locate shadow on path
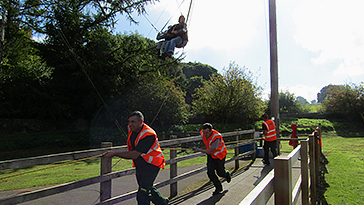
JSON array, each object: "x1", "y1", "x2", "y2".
[
  {"x1": 168, "y1": 159, "x2": 260, "y2": 205},
  {"x1": 168, "y1": 181, "x2": 215, "y2": 205},
  {"x1": 196, "y1": 190, "x2": 228, "y2": 205}
]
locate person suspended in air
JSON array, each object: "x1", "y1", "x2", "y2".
[{"x1": 156, "y1": 15, "x2": 188, "y2": 60}]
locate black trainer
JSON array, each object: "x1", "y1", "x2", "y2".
[
  {"x1": 212, "y1": 188, "x2": 222, "y2": 195},
  {"x1": 226, "y1": 171, "x2": 231, "y2": 183}
]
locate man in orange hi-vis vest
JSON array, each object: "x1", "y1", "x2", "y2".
[
  {"x1": 193, "y1": 123, "x2": 231, "y2": 195},
  {"x1": 260, "y1": 113, "x2": 278, "y2": 165},
  {"x1": 103, "y1": 111, "x2": 168, "y2": 205}
]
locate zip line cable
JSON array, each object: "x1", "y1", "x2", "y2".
[
  {"x1": 150, "y1": 63, "x2": 180, "y2": 126},
  {"x1": 185, "y1": 0, "x2": 193, "y2": 23},
  {"x1": 144, "y1": 0, "x2": 189, "y2": 37},
  {"x1": 55, "y1": 24, "x2": 127, "y2": 138},
  {"x1": 148, "y1": 0, "x2": 193, "y2": 125},
  {"x1": 145, "y1": 0, "x2": 172, "y2": 37}
]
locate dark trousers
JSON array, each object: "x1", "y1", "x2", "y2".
[
  {"x1": 263, "y1": 140, "x2": 278, "y2": 163},
  {"x1": 135, "y1": 165, "x2": 166, "y2": 205},
  {"x1": 207, "y1": 155, "x2": 229, "y2": 190}
]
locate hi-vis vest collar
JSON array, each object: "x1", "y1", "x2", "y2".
[
  {"x1": 127, "y1": 123, "x2": 165, "y2": 169},
  {"x1": 200, "y1": 129, "x2": 227, "y2": 160},
  {"x1": 262, "y1": 119, "x2": 277, "y2": 141}
]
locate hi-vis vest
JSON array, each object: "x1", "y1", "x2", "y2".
[
  {"x1": 262, "y1": 119, "x2": 277, "y2": 141},
  {"x1": 200, "y1": 129, "x2": 227, "y2": 160},
  {"x1": 127, "y1": 123, "x2": 165, "y2": 169},
  {"x1": 312, "y1": 128, "x2": 322, "y2": 147}
]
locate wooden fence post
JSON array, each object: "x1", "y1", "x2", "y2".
[
  {"x1": 235, "y1": 132, "x2": 240, "y2": 169},
  {"x1": 309, "y1": 134, "x2": 316, "y2": 204},
  {"x1": 251, "y1": 130, "x2": 256, "y2": 161},
  {"x1": 315, "y1": 125, "x2": 321, "y2": 188},
  {"x1": 301, "y1": 139, "x2": 309, "y2": 205},
  {"x1": 100, "y1": 142, "x2": 113, "y2": 202},
  {"x1": 274, "y1": 156, "x2": 292, "y2": 205},
  {"x1": 170, "y1": 135, "x2": 178, "y2": 198}
]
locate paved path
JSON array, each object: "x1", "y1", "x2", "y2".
[{"x1": 2, "y1": 155, "x2": 302, "y2": 205}]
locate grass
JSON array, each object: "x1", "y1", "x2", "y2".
[
  {"x1": 304, "y1": 103, "x2": 322, "y2": 113},
  {"x1": 322, "y1": 132, "x2": 364, "y2": 205}
]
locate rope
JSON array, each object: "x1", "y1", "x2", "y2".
[
  {"x1": 0, "y1": 154, "x2": 103, "y2": 181},
  {"x1": 150, "y1": 63, "x2": 180, "y2": 126},
  {"x1": 143, "y1": 13, "x2": 159, "y2": 32},
  {"x1": 55, "y1": 24, "x2": 127, "y2": 138},
  {"x1": 186, "y1": 0, "x2": 193, "y2": 23}
]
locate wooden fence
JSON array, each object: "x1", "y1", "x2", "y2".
[
  {"x1": 239, "y1": 125, "x2": 322, "y2": 205},
  {"x1": 0, "y1": 129, "x2": 258, "y2": 205}
]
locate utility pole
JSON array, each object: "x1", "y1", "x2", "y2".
[
  {"x1": 268, "y1": 0, "x2": 280, "y2": 153},
  {"x1": 0, "y1": 8, "x2": 6, "y2": 70}
]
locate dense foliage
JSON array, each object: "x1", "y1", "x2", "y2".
[
  {"x1": 2, "y1": 0, "x2": 363, "y2": 141},
  {"x1": 266, "y1": 90, "x2": 308, "y2": 115},
  {"x1": 192, "y1": 62, "x2": 265, "y2": 125},
  {"x1": 322, "y1": 83, "x2": 364, "y2": 121},
  {"x1": 317, "y1": 84, "x2": 335, "y2": 103}
]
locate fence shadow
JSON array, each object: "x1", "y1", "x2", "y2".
[
  {"x1": 168, "y1": 181, "x2": 214, "y2": 205},
  {"x1": 317, "y1": 153, "x2": 329, "y2": 205},
  {"x1": 168, "y1": 159, "x2": 256, "y2": 205}
]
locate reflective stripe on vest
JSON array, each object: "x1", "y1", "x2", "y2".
[
  {"x1": 200, "y1": 129, "x2": 227, "y2": 160},
  {"x1": 262, "y1": 119, "x2": 277, "y2": 141},
  {"x1": 127, "y1": 123, "x2": 165, "y2": 169}
]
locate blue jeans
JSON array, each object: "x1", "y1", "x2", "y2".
[{"x1": 163, "y1": 36, "x2": 182, "y2": 55}]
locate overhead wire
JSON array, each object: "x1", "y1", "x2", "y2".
[{"x1": 56, "y1": 26, "x2": 128, "y2": 138}]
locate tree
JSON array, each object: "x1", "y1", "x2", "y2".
[
  {"x1": 317, "y1": 84, "x2": 335, "y2": 103},
  {"x1": 296, "y1": 96, "x2": 308, "y2": 104},
  {"x1": 91, "y1": 78, "x2": 190, "y2": 134},
  {"x1": 192, "y1": 62, "x2": 265, "y2": 125},
  {"x1": 322, "y1": 83, "x2": 364, "y2": 121},
  {"x1": 178, "y1": 62, "x2": 218, "y2": 105},
  {"x1": 0, "y1": 1, "x2": 55, "y2": 119},
  {"x1": 267, "y1": 90, "x2": 306, "y2": 114}
]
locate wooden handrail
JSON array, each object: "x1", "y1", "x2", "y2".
[
  {"x1": 0, "y1": 129, "x2": 256, "y2": 205},
  {"x1": 238, "y1": 129, "x2": 320, "y2": 205}
]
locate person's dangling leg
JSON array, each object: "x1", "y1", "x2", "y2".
[{"x1": 162, "y1": 36, "x2": 182, "y2": 57}]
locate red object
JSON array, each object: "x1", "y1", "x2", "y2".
[{"x1": 289, "y1": 123, "x2": 298, "y2": 148}]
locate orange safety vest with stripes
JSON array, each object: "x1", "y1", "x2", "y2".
[
  {"x1": 262, "y1": 119, "x2": 277, "y2": 141},
  {"x1": 312, "y1": 129, "x2": 322, "y2": 147},
  {"x1": 200, "y1": 129, "x2": 227, "y2": 160},
  {"x1": 127, "y1": 123, "x2": 165, "y2": 169}
]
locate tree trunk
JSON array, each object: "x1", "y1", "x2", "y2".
[{"x1": 0, "y1": 8, "x2": 6, "y2": 69}]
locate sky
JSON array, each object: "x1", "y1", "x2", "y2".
[{"x1": 114, "y1": 0, "x2": 364, "y2": 102}]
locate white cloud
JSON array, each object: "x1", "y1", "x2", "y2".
[
  {"x1": 293, "y1": 0, "x2": 364, "y2": 81},
  {"x1": 281, "y1": 84, "x2": 320, "y2": 102}
]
